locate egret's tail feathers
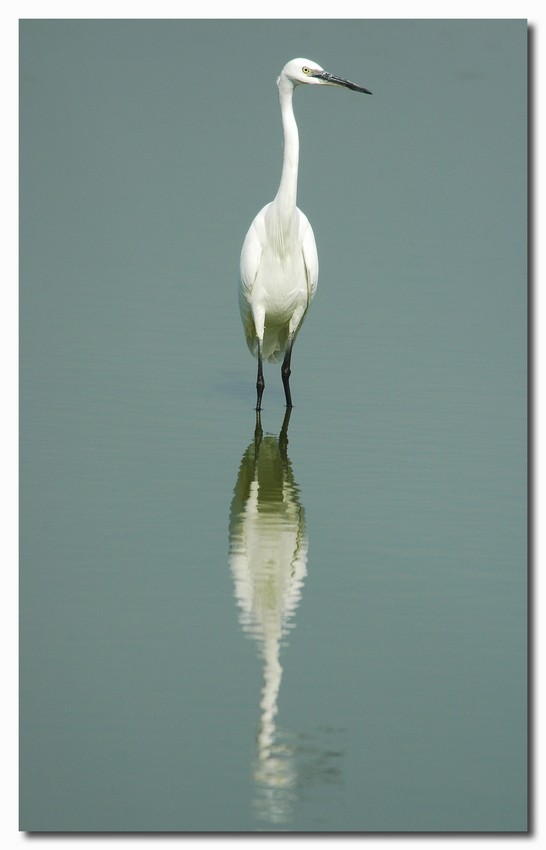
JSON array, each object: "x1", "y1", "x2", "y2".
[{"x1": 246, "y1": 324, "x2": 290, "y2": 363}]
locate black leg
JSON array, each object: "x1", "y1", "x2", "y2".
[
  {"x1": 256, "y1": 342, "x2": 265, "y2": 411},
  {"x1": 281, "y1": 337, "x2": 294, "y2": 408}
]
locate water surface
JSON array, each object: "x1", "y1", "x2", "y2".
[{"x1": 20, "y1": 19, "x2": 527, "y2": 832}]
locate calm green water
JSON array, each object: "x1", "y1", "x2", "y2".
[{"x1": 20, "y1": 19, "x2": 527, "y2": 832}]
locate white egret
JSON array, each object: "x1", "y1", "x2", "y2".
[{"x1": 239, "y1": 58, "x2": 372, "y2": 410}]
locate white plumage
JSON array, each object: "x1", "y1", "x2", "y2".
[{"x1": 239, "y1": 202, "x2": 318, "y2": 363}]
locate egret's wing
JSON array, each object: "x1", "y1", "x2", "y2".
[
  {"x1": 300, "y1": 213, "x2": 319, "y2": 303},
  {"x1": 239, "y1": 204, "x2": 270, "y2": 304},
  {"x1": 239, "y1": 228, "x2": 261, "y2": 306},
  {"x1": 239, "y1": 205, "x2": 269, "y2": 356}
]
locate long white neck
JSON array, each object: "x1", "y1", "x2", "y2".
[{"x1": 272, "y1": 76, "x2": 299, "y2": 231}]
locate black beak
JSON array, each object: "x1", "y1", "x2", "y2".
[{"x1": 314, "y1": 70, "x2": 372, "y2": 94}]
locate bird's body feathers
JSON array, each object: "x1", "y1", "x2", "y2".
[{"x1": 239, "y1": 202, "x2": 318, "y2": 362}]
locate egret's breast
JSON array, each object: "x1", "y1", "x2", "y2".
[{"x1": 254, "y1": 250, "x2": 308, "y2": 323}]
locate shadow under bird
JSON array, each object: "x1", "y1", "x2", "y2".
[{"x1": 239, "y1": 58, "x2": 372, "y2": 410}]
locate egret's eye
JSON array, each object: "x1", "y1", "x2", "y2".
[{"x1": 302, "y1": 67, "x2": 311, "y2": 75}]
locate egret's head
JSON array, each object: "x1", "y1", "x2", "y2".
[
  {"x1": 278, "y1": 58, "x2": 372, "y2": 94},
  {"x1": 278, "y1": 58, "x2": 326, "y2": 86}
]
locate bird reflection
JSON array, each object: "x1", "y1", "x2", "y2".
[{"x1": 228, "y1": 409, "x2": 308, "y2": 823}]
